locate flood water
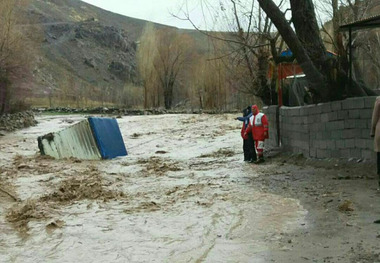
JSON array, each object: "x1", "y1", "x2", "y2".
[{"x1": 0, "y1": 114, "x2": 307, "y2": 262}]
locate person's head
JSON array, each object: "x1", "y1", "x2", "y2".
[
  {"x1": 246, "y1": 106, "x2": 252, "y2": 114},
  {"x1": 243, "y1": 108, "x2": 249, "y2": 117},
  {"x1": 251, "y1": 105, "x2": 259, "y2": 115}
]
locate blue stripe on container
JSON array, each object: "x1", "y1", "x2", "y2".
[{"x1": 88, "y1": 117, "x2": 128, "y2": 159}]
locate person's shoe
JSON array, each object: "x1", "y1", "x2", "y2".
[
  {"x1": 255, "y1": 158, "x2": 265, "y2": 164},
  {"x1": 249, "y1": 158, "x2": 257, "y2": 163}
]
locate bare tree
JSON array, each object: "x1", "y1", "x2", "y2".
[
  {"x1": 153, "y1": 28, "x2": 194, "y2": 109},
  {"x1": 0, "y1": 0, "x2": 32, "y2": 114},
  {"x1": 137, "y1": 23, "x2": 159, "y2": 109}
]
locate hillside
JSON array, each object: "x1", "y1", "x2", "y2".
[{"x1": 16, "y1": 0, "x2": 206, "y2": 106}]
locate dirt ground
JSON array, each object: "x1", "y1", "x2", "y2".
[{"x1": 0, "y1": 113, "x2": 379, "y2": 262}]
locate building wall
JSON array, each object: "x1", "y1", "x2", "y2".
[{"x1": 262, "y1": 96, "x2": 377, "y2": 161}]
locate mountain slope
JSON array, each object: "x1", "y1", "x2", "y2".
[{"x1": 18, "y1": 0, "x2": 178, "y2": 105}]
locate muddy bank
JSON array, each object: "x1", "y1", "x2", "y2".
[
  {"x1": 0, "y1": 114, "x2": 379, "y2": 262},
  {"x1": 0, "y1": 111, "x2": 37, "y2": 132},
  {"x1": 33, "y1": 107, "x2": 239, "y2": 116}
]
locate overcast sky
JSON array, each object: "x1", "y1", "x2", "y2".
[{"x1": 81, "y1": 0, "x2": 203, "y2": 29}]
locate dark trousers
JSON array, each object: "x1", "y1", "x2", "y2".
[
  {"x1": 243, "y1": 133, "x2": 256, "y2": 161},
  {"x1": 377, "y1": 152, "x2": 380, "y2": 185}
]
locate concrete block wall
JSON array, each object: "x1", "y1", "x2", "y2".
[
  {"x1": 262, "y1": 96, "x2": 377, "y2": 162},
  {"x1": 262, "y1": 105, "x2": 279, "y2": 148}
]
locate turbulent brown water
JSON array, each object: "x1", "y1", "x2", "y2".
[{"x1": 0, "y1": 114, "x2": 307, "y2": 262}]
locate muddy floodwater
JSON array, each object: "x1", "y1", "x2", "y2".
[{"x1": 2, "y1": 113, "x2": 377, "y2": 262}]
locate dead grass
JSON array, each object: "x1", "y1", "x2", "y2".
[
  {"x1": 338, "y1": 200, "x2": 354, "y2": 212},
  {"x1": 199, "y1": 148, "x2": 235, "y2": 158}
]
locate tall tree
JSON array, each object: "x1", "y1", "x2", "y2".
[
  {"x1": 0, "y1": 0, "x2": 31, "y2": 114},
  {"x1": 153, "y1": 29, "x2": 193, "y2": 109},
  {"x1": 137, "y1": 23, "x2": 159, "y2": 109}
]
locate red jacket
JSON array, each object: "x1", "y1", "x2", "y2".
[
  {"x1": 241, "y1": 122, "x2": 249, "y2": 139},
  {"x1": 245, "y1": 105, "x2": 269, "y2": 141}
]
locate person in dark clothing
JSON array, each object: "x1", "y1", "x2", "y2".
[
  {"x1": 370, "y1": 96, "x2": 380, "y2": 190},
  {"x1": 237, "y1": 106, "x2": 257, "y2": 162}
]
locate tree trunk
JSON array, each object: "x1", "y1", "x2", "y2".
[
  {"x1": 257, "y1": 0, "x2": 329, "y2": 103},
  {"x1": 290, "y1": 0, "x2": 328, "y2": 66}
]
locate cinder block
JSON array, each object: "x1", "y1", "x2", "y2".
[
  {"x1": 316, "y1": 133, "x2": 324, "y2": 140},
  {"x1": 342, "y1": 129, "x2": 354, "y2": 139},
  {"x1": 326, "y1": 140, "x2": 336, "y2": 150},
  {"x1": 322, "y1": 131, "x2": 331, "y2": 139},
  {"x1": 327, "y1": 121, "x2": 345, "y2": 131},
  {"x1": 309, "y1": 105, "x2": 322, "y2": 115},
  {"x1": 299, "y1": 107, "x2": 307, "y2": 115},
  {"x1": 339, "y1": 149, "x2": 351, "y2": 158},
  {"x1": 331, "y1": 101, "x2": 342, "y2": 111},
  {"x1": 361, "y1": 149, "x2": 375, "y2": 161},
  {"x1": 316, "y1": 140, "x2": 328, "y2": 149},
  {"x1": 344, "y1": 119, "x2": 356, "y2": 129},
  {"x1": 353, "y1": 119, "x2": 368, "y2": 129},
  {"x1": 289, "y1": 107, "x2": 301, "y2": 116},
  {"x1": 337, "y1": 110, "x2": 349, "y2": 120},
  {"x1": 365, "y1": 139, "x2": 374, "y2": 150},
  {"x1": 280, "y1": 107, "x2": 289, "y2": 116},
  {"x1": 328, "y1": 112, "x2": 339, "y2": 121},
  {"x1": 366, "y1": 119, "x2": 373, "y2": 129},
  {"x1": 349, "y1": 149, "x2": 362, "y2": 158},
  {"x1": 292, "y1": 117, "x2": 302, "y2": 125},
  {"x1": 355, "y1": 138, "x2": 368, "y2": 149},
  {"x1": 364, "y1": 96, "x2": 377, "y2": 109},
  {"x1": 316, "y1": 148, "x2": 331, "y2": 158},
  {"x1": 361, "y1": 129, "x2": 372, "y2": 139},
  {"x1": 321, "y1": 113, "x2": 329, "y2": 122},
  {"x1": 300, "y1": 141, "x2": 310, "y2": 150},
  {"x1": 348, "y1": 110, "x2": 360, "y2": 119},
  {"x1": 336, "y1": 140, "x2": 345, "y2": 149},
  {"x1": 318, "y1": 102, "x2": 332, "y2": 113},
  {"x1": 345, "y1": 138, "x2": 356, "y2": 148},
  {"x1": 309, "y1": 147, "x2": 317, "y2": 158},
  {"x1": 330, "y1": 149, "x2": 341, "y2": 158},
  {"x1": 331, "y1": 130, "x2": 343, "y2": 139},
  {"x1": 342, "y1": 98, "x2": 364, "y2": 110},
  {"x1": 359, "y1": 109, "x2": 373, "y2": 119}
]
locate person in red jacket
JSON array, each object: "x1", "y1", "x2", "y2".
[
  {"x1": 244, "y1": 105, "x2": 269, "y2": 164},
  {"x1": 237, "y1": 106, "x2": 256, "y2": 162}
]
